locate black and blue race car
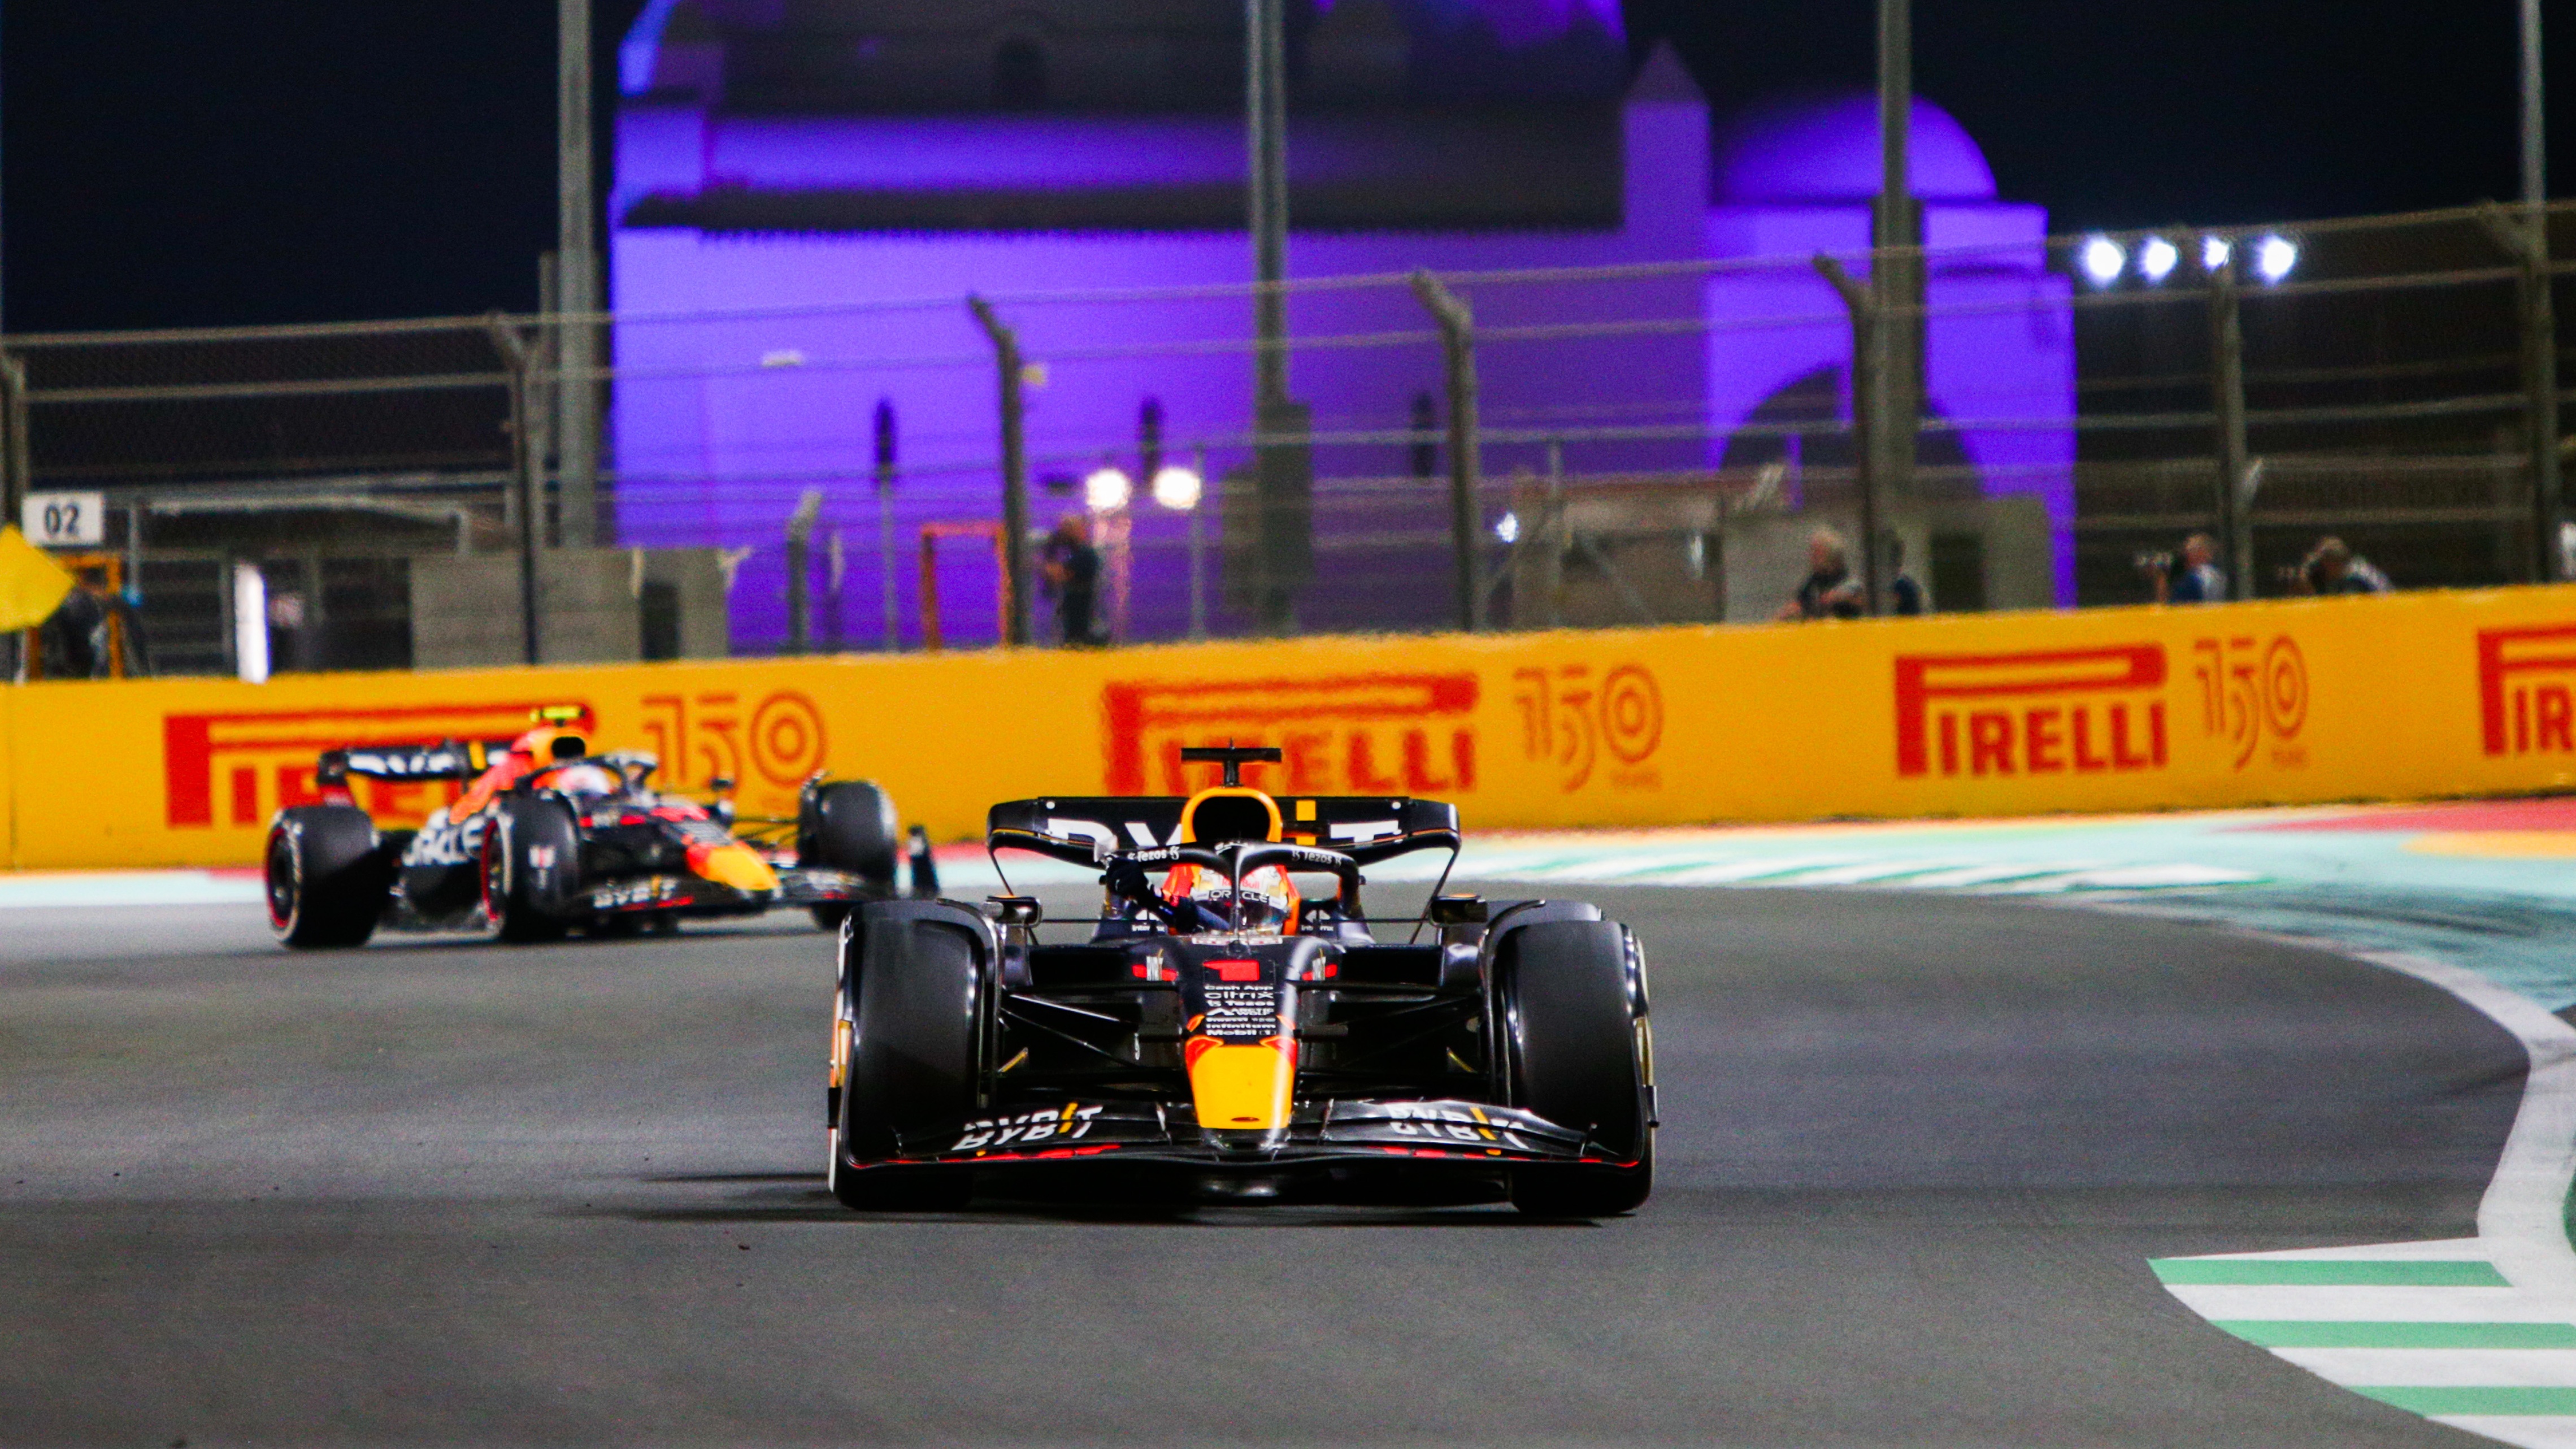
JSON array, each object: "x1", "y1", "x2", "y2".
[{"x1": 826, "y1": 746, "x2": 1655, "y2": 1218}]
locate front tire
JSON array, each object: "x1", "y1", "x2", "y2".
[
  {"x1": 1498, "y1": 919, "x2": 1654, "y2": 1218},
  {"x1": 480, "y1": 796, "x2": 579, "y2": 943},
  {"x1": 266, "y1": 805, "x2": 388, "y2": 949},
  {"x1": 832, "y1": 910, "x2": 982, "y2": 1211}
]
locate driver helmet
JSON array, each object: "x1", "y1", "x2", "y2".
[{"x1": 1159, "y1": 862, "x2": 1301, "y2": 934}]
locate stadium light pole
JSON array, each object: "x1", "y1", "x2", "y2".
[
  {"x1": 556, "y1": 0, "x2": 600, "y2": 548},
  {"x1": 1868, "y1": 0, "x2": 1915, "y2": 617},
  {"x1": 1243, "y1": 0, "x2": 1311, "y2": 634},
  {"x1": 2521, "y1": 0, "x2": 2565, "y2": 576}
]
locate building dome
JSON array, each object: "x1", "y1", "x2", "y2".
[{"x1": 1714, "y1": 92, "x2": 1997, "y2": 206}]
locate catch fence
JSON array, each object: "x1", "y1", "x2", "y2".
[{"x1": 3, "y1": 199, "x2": 2570, "y2": 674}]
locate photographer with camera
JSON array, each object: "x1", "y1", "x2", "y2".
[
  {"x1": 2138, "y1": 533, "x2": 2225, "y2": 605},
  {"x1": 2283, "y1": 536, "x2": 2391, "y2": 596}
]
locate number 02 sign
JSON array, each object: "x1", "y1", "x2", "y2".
[{"x1": 23, "y1": 492, "x2": 106, "y2": 547}]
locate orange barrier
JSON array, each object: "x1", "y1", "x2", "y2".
[{"x1": 5, "y1": 585, "x2": 2575, "y2": 870}]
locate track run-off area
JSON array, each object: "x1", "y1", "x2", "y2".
[{"x1": 6, "y1": 798, "x2": 2576, "y2": 1447}]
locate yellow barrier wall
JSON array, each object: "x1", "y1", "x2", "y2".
[{"x1": 7, "y1": 585, "x2": 2576, "y2": 870}]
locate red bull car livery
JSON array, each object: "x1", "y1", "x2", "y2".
[
  {"x1": 264, "y1": 706, "x2": 934, "y2": 947},
  {"x1": 827, "y1": 745, "x2": 1655, "y2": 1218}
]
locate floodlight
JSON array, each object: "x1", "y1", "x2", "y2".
[
  {"x1": 1085, "y1": 466, "x2": 1133, "y2": 512},
  {"x1": 1151, "y1": 465, "x2": 1203, "y2": 511},
  {"x1": 2138, "y1": 237, "x2": 2180, "y2": 284},
  {"x1": 2201, "y1": 235, "x2": 2232, "y2": 272},
  {"x1": 2079, "y1": 237, "x2": 2126, "y2": 287},
  {"x1": 2254, "y1": 235, "x2": 2299, "y2": 284},
  {"x1": 1495, "y1": 511, "x2": 1522, "y2": 544}
]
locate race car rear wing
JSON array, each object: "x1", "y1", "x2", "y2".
[
  {"x1": 987, "y1": 795, "x2": 1459, "y2": 867},
  {"x1": 316, "y1": 739, "x2": 516, "y2": 787}
]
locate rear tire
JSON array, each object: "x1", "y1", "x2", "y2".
[
  {"x1": 1499, "y1": 920, "x2": 1653, "y2": 1218},
  {"x1": 801, "y1": 780, "x2": 900, "y2": 886},
  {"x1": 832, "y1": 912, "x2": 982, "y2": 1211},
  {"x1": 266, "y1": 805, "x2": 387, "y2": 949},
  {"x1": 480, "y1": 796, "x2": 579, "y2": 943}
]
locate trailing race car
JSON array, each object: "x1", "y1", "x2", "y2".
[
  {"x1": 827, "y1": 745, "x2": 1654, "y2": 1218},
  {"x1": 265, "y1": 706, "x2": 936, "y2": 948}
]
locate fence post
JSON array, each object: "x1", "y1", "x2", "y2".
[
  {"x1": 874, "y1": 398, "x2": 899, "y2": 650},
  {"x1": 0, "y1": 357, "x2": 23, "y2": 682},
  {"x1": 1410, "y1": 271, "x2": 1484, "y2": 633},
  {"x1": 1543, "y1": 438, "x2": 1567, "y2": 628},
  {"x1": 0, "y1": 354, "x2": 27, "y2": 539},
  {"x1": 966, "y1": 295, "x2": 1032, "y2": 647},
  {"x1": 1188, "y1": 444, "x2": 1209, "y2": 641},
  {"x1": 1813, "y1": 255, "x2": 1884, "y2": 614},
  {"x1": 485, "y1": 316, "x2": 542, "y2": 665},
  {"x1": 784, "y1": 488, "x2": 822, "y2": 655},
  {"x1": 2479, "y1": 203, "x2": 2565, "y2": 580},
  {"x1": 2208, "y1": 253, "x2": 2255, "y2": 599},
  {"x1": 824, "y1": 530, "x2": 845, "y2": 652}
]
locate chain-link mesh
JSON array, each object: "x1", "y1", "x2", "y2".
[{"x1": 10, "y1": 202, "x2": 2573, "y2": 673}]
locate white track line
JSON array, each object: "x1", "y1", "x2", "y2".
[
  {"x1": 2147, "y1": 944, "x2": 2576, "y2": 1447},
  {"x1": 2358, "y1": 949, "x2": 2576, "y2": 1305}
]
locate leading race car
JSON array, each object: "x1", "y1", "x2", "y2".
[
  {"x1": 265, "y1": 706, "x2": 936, "y2": 948},
  {"x1": 827, "y1": 745, "x2": 1654, "y2": 1218}
]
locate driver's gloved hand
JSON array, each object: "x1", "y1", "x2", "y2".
[{"x1": 1101, "y1": 857, "x2": 1154, "y2": 904}]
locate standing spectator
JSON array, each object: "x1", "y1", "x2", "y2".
[
  {"x1": 2141, "y1": 533, "x2": 2226, "y2": 604},
  {"x1": 1776, "y1": 528, "x2": 1863, "y2": 621},
  {"x1": 1039, "y1": 514, "x2": 1105, "y2": 647},
  {"x1": 2287, "y1": 536, "x2": 2392, "y2": 596},
  {"x1": 39, "y1": 566, "x2": 149, "y2": 678},
  {"x1": 1884, "y1": 534, "x2": 1926, "y2": 617}
]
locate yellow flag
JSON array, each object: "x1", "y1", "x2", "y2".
[{"x1": 0, "y1": 526, "x2": 74, "y2": 632}]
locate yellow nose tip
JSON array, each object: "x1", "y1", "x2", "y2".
[
  {"x1": 1187, "y1": 1042, "x2": 1295, "y2": 1132},
  {"x1": 696, "y1": 843, "x2": 779, "y2": 894}
]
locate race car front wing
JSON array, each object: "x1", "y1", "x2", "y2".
[{"x1": 879, "y1": 1098, "x2": 1615, "y2": 1170}]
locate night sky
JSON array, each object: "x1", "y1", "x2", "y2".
[{"x1": 3, "y1": 1, "x2": 2555, "y2": 332}]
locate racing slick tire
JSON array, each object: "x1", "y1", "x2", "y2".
[
  {"x1": 832, "y1": 908, "x2": 982, "y2": 1211},
  {"x1": 801, "y1": 780, "x2": 901, "y2": 929},
  {"x1": 481, "y1": 795, "x2": 580, "y2": 944},
  {"x1": 1497, "y1": 919, "x2": 1653, "y2": 1218},
  {"x1": 265, "y1": 805, "x2": 389, "y2": 949}
]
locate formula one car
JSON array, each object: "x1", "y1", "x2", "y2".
[
  {"x1": 826, "y1": 745, "x2": 1654, "y2": 1218},
  {"x1": 265, "y1": 706, "x2": 936, "y2": 948}
]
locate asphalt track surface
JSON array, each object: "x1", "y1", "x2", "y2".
[{"x1": 0, "y1": 886, "x2": 2532, "y2": 1447}]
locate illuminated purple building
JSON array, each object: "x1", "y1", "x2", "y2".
[{"x1": 611, "y1": 1, "x2": 2073, "y2": 648}]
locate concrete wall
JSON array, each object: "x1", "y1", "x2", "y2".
[{"x1": 412, "y1": 549, "x2": 731, "y2": 669}]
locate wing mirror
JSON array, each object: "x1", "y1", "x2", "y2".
[
  {"x1": 987, "y1": 896, "x2": 1044, "y2": 927},
  {"x1": 1429, "y1": 893, "x2": 1488, "y2": 926}
]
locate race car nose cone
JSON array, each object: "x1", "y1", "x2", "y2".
[
  {"x1": 1186, "y1": 1038, "x2": 1294, "y2": 1134},
  {"x1": 691, "y1": 842, "x2": 780, "y2": 895}
]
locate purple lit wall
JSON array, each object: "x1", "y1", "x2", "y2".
[
  {"x1": 1702, "y1": 95, "x2": 2077, "y2": 602},
  {"x1": 610, "y1": 35, "x2": 2075, "y2": 650}
]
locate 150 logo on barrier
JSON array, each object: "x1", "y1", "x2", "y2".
[
  {"x1": 163, "y1": 701, "x2": 570, "y2": 830},
  {"x1": 2194, "y1": 635, "x2": 2309, "y2": 770},
  {"x1": 2479, "y1": 623, "x2": 2576, "y2": 755},
  {"x1": 1514, "y1": 664, "x2": 1665, "y2": 792},
  {"x1": 1101, "y1": 674, "x2": 1478, "y2": 796},
  {"x1": 640, "y1": 690, "x2": 828, "y2": 791}
]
